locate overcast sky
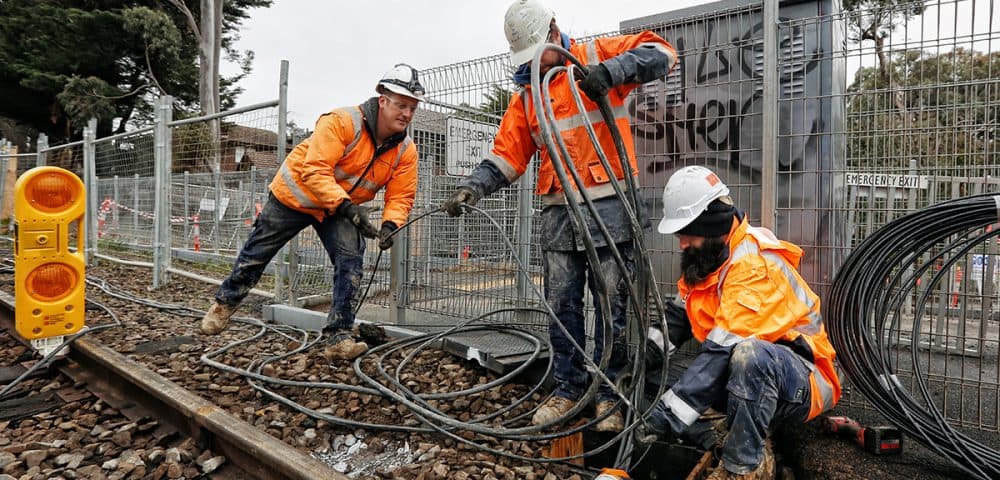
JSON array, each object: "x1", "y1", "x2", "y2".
[{"x1": 222, "y1": 0, "x2": 707, "y2": 128}]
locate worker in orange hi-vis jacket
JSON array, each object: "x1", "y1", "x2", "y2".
[
  {"x1": 442, "y1": 0, "x2": 678, "y2": 433},
  {"x1": 644, "y1": 166, "x2": 841, "y2": 480},
  {"x1": 200, "y1": 64, "x2": 424, "y2": 362}
]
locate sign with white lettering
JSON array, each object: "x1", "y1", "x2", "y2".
[
  {"x1": 446, "y1": 117, "x2": 498, "y2": 176},
  {"x1": 845, "y1": 173, "x2": 928, "y2": 189}
]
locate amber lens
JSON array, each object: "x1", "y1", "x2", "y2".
[
  {"x1": 27, "y1": 263, "x2": 77, "y2": 301},
  {"x1": 28, "y1": 172, "x2": 76, "y2": 212}
]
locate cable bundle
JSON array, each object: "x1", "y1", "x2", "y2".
[{"x1": 826, "y1": 193, "x2": 1000, "y2": 479}]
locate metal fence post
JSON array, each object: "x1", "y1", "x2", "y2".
[
  {"x1": 153, "y1": 95, "x2": 173, "y2": 288},
  {"x1": 903, "y1": 158, "x2": 918, "y2": 316},
  {"x1": 133, "y1": 174, "x2": 140, "y2": 236},
  {"x1": 36, "y1": 134, "x2": 48, "y2": 168},
  {"x1": 214, "y1": 170, "x2": 222, "y2": 254},
  {"x1": 278, "y1": 60, "x2": 288, "y2": 168},
  {"x1": 83, "y1": 118, "x2": 98, "y2": 264},
  {"x1": 760, "y1": 0, "x2": 778, "y2": 229},
  {"x1": 272, "y1": 61, "x2": 294, "y2": 306},
  {"x1": 390, "y1": 226, "x2": 409, "y2": 325},
  {"x1": 515, "y1": 158, "x2": 536, "y2": 320},
  {"x1": 184, "y1": 171, "x2": 191, "y2": 249},
  {"x1": 112, "y1": 176, "x2": 120, "y2": 233}
]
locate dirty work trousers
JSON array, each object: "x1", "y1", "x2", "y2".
[
  {"x1": 706, "y1": 339, "x2": 815, "y2": 474},
  {"x1": 215, "y1": 193, "x2": 366, "y2": 331},
  {"x1": 542, "y1": 242, "x2": 635, "y2": 403}
]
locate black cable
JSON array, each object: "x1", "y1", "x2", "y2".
[{"x1": 826, "y1": 193, "x2": 1000, "y2": 480}]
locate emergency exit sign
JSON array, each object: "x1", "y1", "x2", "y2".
[
  {"x1": 845, "y1": 173, "x2": 929, "y2": 189},
  {"x1": 446, "y1": 117, "x2": 498, "y2": 176}
]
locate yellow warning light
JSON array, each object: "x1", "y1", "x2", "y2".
[
  {"x1": 26, "y1": 172, "x2": 80, "y2": 212},
  {"x1": 26, "y1": 263, "x2": 78, "y2": 301},
  {"x1": 14, "y1": 166, "x2": 86, "y2": 340}
]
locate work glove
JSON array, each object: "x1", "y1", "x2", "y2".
[
  {"x1": 336, "y1": 200, "x2": 379, "y2": 239},
  {"x1": 378, "y1": 221, "x2": 398, "y2": 251},
  {"x1": 578, "y1": 63, "x2": 613, "y2": 102},
  {"x1": 442, "y1": 187, "x2": 479, "y2": 217},
  {"x1": 637, "y1": 402, "x2": 671, "y2": 445}
]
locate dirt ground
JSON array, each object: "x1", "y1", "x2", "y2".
[{"x1": 780, "y1": 405, "x2": 970, "y2": 480}]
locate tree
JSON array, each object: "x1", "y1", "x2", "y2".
[
  {"x1": 847, "y1": 48, "x2": 1000, "y2": 171},
  {"x1": 0, "y1": 0, "x2": 271, "y2": 143},
  {"x1": 842, "y1": 0, "x2": 925, "y2": 115},
  {"x1": 454, "y1": 84, "x2": 512, "y2": 124}
]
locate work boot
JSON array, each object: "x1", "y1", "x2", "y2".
[
  {"x1": 594, "y1": 401, "x2": 624, "y2": 432},
  {"x1": 200, "y1": 302, "x2": 237, "y2": 335},
  {"x1": 706, "y1": 440, "x2": 775, "y2": 480},
  {"x1": 531, "y1": 396, "x2": 577, "y2": 427},
  {"x1": 322, "y1": 334, "x2": 369, "y2": 361}
]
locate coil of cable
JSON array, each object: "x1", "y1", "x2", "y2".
[{"x1": 826, "y1": 193, "x2": 1000, "y2": 480}]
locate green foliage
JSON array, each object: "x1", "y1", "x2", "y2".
[
  {"x1": 0, "y1": 0, "x2": 272, "y2": 142},
  {"x1": 847, "y1": 48, "x2": 1000, "y2": 170},
  {"x1": 123, "y1": 7, "x2": 183, "y2": 60},
  {"x1": 842, "y1": 0, "x2": 925, "y2": 42},
  {"x1": 57, "y1": 76, "x2": 120, "y2": 125},
  {"x1": 172, "y1": 122, "x2": 214, "y2": 173},
  {"x1": 454, "y1": 84, "x2": 512, "y2": 125}
]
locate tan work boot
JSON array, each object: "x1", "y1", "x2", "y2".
[
  {"x1": 322, "y1": 335, "x2": 369, "y2": 361},
  {"x1": 531, "y1": 396, "x2": 577, "y2": 427},
  {"x1": 706, "y1": 440, "x2": 775, "y2": 480},
  {"x1": 594, "y1": 400, "x2": 624, "y2": 432},
  {"x1": 200, "y1": 302, "x2": 237, "y2": 335}
]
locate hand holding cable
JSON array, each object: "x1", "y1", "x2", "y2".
[
  {"x1": 577, "y1": 63, "x2": 613, "y2": 102},
  {"x1": 378, "y1": 221, "x2": 398, "y2": 250},
  {"x1": 442, "y1": 187, "x2": 480, "y2": 217}
]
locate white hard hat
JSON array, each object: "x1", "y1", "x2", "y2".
[
  {"x1": 504, "y1": 0, "x2": 555, "y2": 66},
  {"x1": 657, "y1": 166, "x2": 730, "y2": 234},
  {"x1": 376, "y1": 63, "x2": 425, "y2": 101}
]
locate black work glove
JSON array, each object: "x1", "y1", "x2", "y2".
[
  {"x1": 578, "y1": 63, "x2": 613, "y2": 102},
  {"x1": 442, "y1": 187, "x2": 479, "y2": 217},
  {"x1": 643, "y1": 402, "x2": 672, "y2": 438},
  {"x1": 378, "y1": 221, "x2": 398, "y2": 251},
  {"x1": 336, "y1": 200, "x2": 379, "y2": 239}
]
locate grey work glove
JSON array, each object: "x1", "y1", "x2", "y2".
[
  {"x1": 378, "y1": 221, "x2": 398, "y2": 251},
  {"x1": 336, "y1": 201, "x2": 378, "y2": 238},
  {"x1": 442, "y1": 187, "x2": 479, "y2": 217},
  {"x1": 578, "y1": 63, "x2": 613, "y2": 102}
]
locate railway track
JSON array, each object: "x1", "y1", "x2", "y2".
[{"x1": 0, "y1": 289, "x2": 344, "y2": 480}]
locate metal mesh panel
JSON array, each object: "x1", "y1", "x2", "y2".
[
  {"x1": 406, "y1": 55, "x2": 546, "y2": 324},
  {"x1": 624, "y1": 3, "x2": 767, "y2": 302},
  {"x1": 39, "y1": 142, "x2": 84, "y2": 176},
  {"x1": 0, "y1": 153, "x2": 36, "y2": 218},
  {"x1": 92, "y1": 128, "x2": 156, "y2": 262},
  {"x1": 161, "y1": 107, "x2": 279, "y2": 279},
  {"x1": 817, "y1": 0, "x2": 1000, "y2": 432}
]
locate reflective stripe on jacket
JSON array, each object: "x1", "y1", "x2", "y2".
[
  {"x1": 487, "y1": 32, "x2": 677, "y2": 203},
  {"x1": 658, "y1": 217, "x2": 841, "y2": 428},
  {"x1": 269, "y1": 103, "x2": 418, "y2": 226}
]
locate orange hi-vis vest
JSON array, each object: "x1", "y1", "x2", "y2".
[
  {"x1": 489, "y1": 32, "x2": 676, "y2": 205},
  {"x1": 679, "y1": 217, "x2": 841, "y2": 420},
  {"x1": 269, "y1": 106, "x2": 418, "y2": 226}
]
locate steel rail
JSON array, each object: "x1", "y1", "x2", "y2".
[{"x1": 0, "y1": 290, "x2": 344, "y2": 480}]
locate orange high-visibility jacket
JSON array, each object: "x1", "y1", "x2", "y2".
[
  {"x1": 677, "y1": 217, "x2": 841, "y2": 421},
  {"x1": 269, "y1": 105, "x2": 418, "y2": 226},
  {"x1": 488, "y1": 32, "x2": 676, "y2": 205}
]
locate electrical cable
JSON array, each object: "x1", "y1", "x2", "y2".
[
  {"x1": 0, "y1": 40, "x2": 678, "y2": 475},
  {"x1": 826, "y1": 193, "x2": 1000, "y2": 480}
]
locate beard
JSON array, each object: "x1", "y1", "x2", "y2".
[{"x1": 681, "y1": 237, "x2": 729, "y2": 286}]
